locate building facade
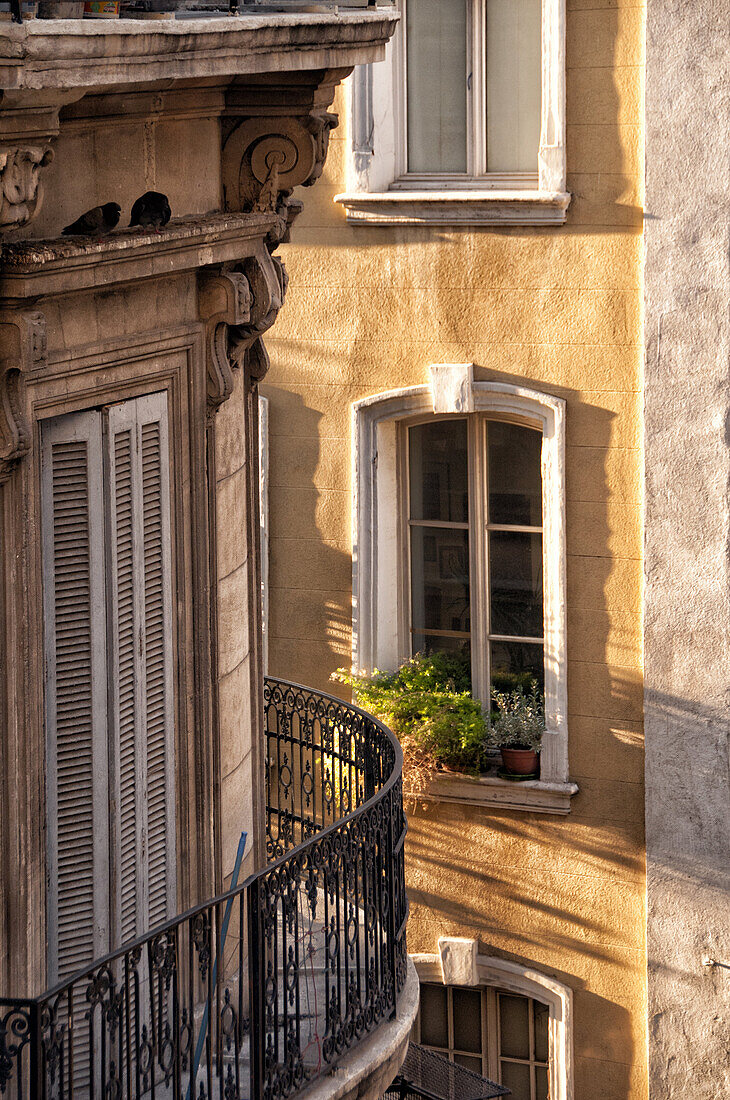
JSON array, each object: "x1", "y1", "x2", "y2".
[
  {"x1": 0, "y1": 7, "x2": 419, "y2": 1098},
  {"x1": 262, "y1": 1, "x2": 729, "y2": 1098}
]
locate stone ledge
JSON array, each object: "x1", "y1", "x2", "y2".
[
  {"x1": 422, "y1": 772, "x2": 579, "y2": 815},
  {"x1": 295, "y1": 957, "x2": 419, "y2": 1100},
  {"x1": 0, "y1": 212, "x2": 277, "y2": 295},
  {"x1": 334, "y1": 190, "x2": 572, "y2": 227},
  {"x1": 0, "y1": 12, "x2": 398, "y2": 91}
]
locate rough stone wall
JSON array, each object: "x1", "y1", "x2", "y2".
[
  {"x1": 644, "y1": 2, "x2": 730, "y2": 1097},
  {"x1": 263, "y1": 3, "x2": 648, "y2": 1097}
]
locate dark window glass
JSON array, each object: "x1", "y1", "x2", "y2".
[
  {"x1": 499, "y1": 994, "x2": 530, "y2": 1060},
  {"x1": 535, "y1": 1066, "x2": 549, "y2": 1100},
  {"x1": 454, "y1": 1054, "x2": 483, "y2": 1073},
  {"x1": 500, "y1": 1061, "x2": 531, "y2": 1100},
  {"x1": 411, "y1": 528, "x2": 470, "y2": 634},
  {"x1": 452, "y1": 987, "x2": 482, "y2": 1054},
  {"x1": 534, "y1": 1000, "x2": 549, "y2": 1064},
  {"x1": 490, "y1": 640, "x2": 544, "y2": 695},
  {"x1": 489, "y1": 531, "x2": 543, "y2": 637},
  {"x1": 420, "y1": 983, "x2": 448, "y2": 1048},
  {"x1": 488, "y1": 421, "x2": 542, "y2": 526},
  {"x1": 409, "y1": 420, "x2": 469, "y2": 523}
]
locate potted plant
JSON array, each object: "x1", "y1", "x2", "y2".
[
  {"x1": 488, "y1": 680, "x2": 545, "y2": 778},
  {"x1": 332, "y1": 651, "x2": 486, "y2": 796}
]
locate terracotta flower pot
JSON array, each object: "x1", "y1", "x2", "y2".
[{"x1": 500, "y1": 746, "x2": 539, "y2": 776}]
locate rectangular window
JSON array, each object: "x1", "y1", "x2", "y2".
[
  {"x1": 416, "y1": 982, "x2": 550, "y2": 1099},
  {"x1": 406, "y1": 416, "x2": 544, "y2": 704},
  {"x1": 404, "y1": 0, "x2": 542, "y2": 178},
  {"x1": 41, "y1": 393, "x2": 176, "y2": 985}
]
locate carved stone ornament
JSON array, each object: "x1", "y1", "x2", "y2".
[
  {"x1": 222, "y1": 110, "x2": 338, "y2": 239},
  {"x1": 199, "y1": 245, "x2": 287, "y2": 415},
  {"x1": 0, "y1": 310, "x2": 47, "y2": 484},
  {"x1": 0, "y1": 146, "x2": 54, "y2": 229}
]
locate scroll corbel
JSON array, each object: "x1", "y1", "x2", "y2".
[
  {"x1": 0, "y1": 310, "x2": 46, "y2": 484},
  {"x1": 198, "y1": 270, "x2": 252, "y2": 414}
]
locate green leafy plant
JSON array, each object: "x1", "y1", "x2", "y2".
[
  {"x1": 487, "y1": 680, "x2": 546, "y2": 752},
  {"x1": 332, "y1": 651, "x2": 486, "y2": 794}
]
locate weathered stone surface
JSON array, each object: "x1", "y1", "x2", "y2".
[
  {"x1": 0, "y1": 13, "x2": 397, "y2": 91},
  {"x1": 644, "y1": 2, "x2": 730, "y2": 1097}
]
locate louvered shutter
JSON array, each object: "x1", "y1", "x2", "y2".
[
  {"x1": 41, "y1": 412, "x2": 110, "y2": 986},
  {"x1": 106, "y1": 393, "x2": 176, "y2": 944}
]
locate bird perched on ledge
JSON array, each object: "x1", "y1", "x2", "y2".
[
  {"x1": 62, "y1": 202, "x2": 121, "y2": 237},
  {"x1": 129, "y1": 191, "x2": 171, "y2": 232}
]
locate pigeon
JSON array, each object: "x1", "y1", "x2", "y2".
[
  {"x1": 129, "y1": 191, "x2": 171, "y2": 232},
  {"x1": 62, "y1": 202, "x2": 121, "y2": 237}
]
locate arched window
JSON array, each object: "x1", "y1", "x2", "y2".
[
  {"x1": 353, "y1": 366, "x2": 573, "y2": 802},
  {"x1": 411, "y1": 944, "x2": 574, "y2": 1100}
]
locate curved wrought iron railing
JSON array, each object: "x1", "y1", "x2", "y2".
[{"x1": 0, "y1": 678, "x2": 407, "y2": 1100}]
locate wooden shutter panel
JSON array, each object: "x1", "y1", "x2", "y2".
[
  {"x1": 41, "y1": 412, "x2": 109, "y2": 985},
  {"x1": 106, "y1": 393, "x2": 175, "y2": 944}
]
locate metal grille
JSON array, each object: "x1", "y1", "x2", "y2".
[{"x1": 0, "y1": 677, "x2": 408, "y2": 1100}]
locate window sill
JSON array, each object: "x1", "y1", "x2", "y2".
[
  {"x1": 334, "y1": 190, "x2": 571, "y2": 227},
  {"x1": 421, "y1": 769, "x2": 578, "y2": 815}
]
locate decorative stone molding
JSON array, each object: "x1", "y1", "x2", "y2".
[
  {"x1": 0, "y1": 89, "x2": 85, "y2": 234},
  {"x1": 438, "y1": 937, "x2": 479, "y2": 987},
  {"x1": 222, "y1": 109, "x2": 338, "y2": 213},
  {"x1": 0, "y1": 146, "x2": 54, "y2": 229},
  {"x1": 199, "y1": 244, "x2": 287, "y2": 413},
  {"x1": 0, "y1": 310, "x2": 46, "y2": 483}
]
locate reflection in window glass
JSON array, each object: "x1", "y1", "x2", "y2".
[
  {"x1": 490, "y1": 640, "x2": 544, "y2": 695},
  {"x1": 409, "y1": 420, "x2": 469, "y2": 523},
  {"x1": 488, "y1": 421, "x2": 542, "y2": 526},
  {"x1": 489, "y1": 531, "x2": 543, "y2": 638}
]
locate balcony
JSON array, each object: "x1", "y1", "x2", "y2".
[{"x1": 0, "y1": 678, "x2": 415, "y2": 1100}]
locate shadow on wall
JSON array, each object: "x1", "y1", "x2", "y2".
[{"x1": 261, "y1": 389, "x2": 353, "y2": 694}]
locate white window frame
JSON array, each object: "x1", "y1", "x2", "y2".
[
  {"x1": 352, "y1": 366, "x2": 577, "y2": 812},
  {"x1": 412, "y1": 940, "x2": 574, "y2": 1100},
  {"x1": 336, "y1": 0, "x2": 569, "y2": 226}
]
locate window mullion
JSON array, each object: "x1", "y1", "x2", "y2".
[
  {"x1": 471, "y1": 0, "x2": 487, "y2": 176},
  {"x1": 467, "y1": 416, "x2": 487, "y2": 706}
]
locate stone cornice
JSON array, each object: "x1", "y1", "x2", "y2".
[
  {"x1": 0, "y1": 212, "x2": 281, "y2": 298},
  {"x1": 0, "y1": 13, "x2": 398, "y2": 93}
]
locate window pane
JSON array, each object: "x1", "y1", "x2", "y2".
[
  {"x1": 488, "y1": 421, "x2": 542, "y2": 526},
  {"x1": 409, "y1": 420, "x2": 469, "y2": 523},
  {"x1": 452, "y1": 987, "x2": 482, "y2": 1054},
  {"x1": 454, "y1": 1054, "x2": 483, "y2": 1073},
  {"x1": 407, "y1": 0, "x2": 468, "y2": 173},
  {"x1": 412, "y1": 635, "x2": 473, "y2": 691},
  {"x1": 420, "y1": 983, "x2": 448, "y2": 1048},
  {"x1": 486, "y1": 0, "x2": 542, "y2": 171},
  {"x1": 534, "y1": 1000, "x2": 549, "y2": 1064},
  {"x1": 500, "y1": 1060, "x2": 532, "y2": 1100},
  {"x1": 535, "y1": 1065, "x2": 549, "y2": 1100},
  {"x1": 489, "y1": 531, "x2": 543, "y2": 638},
  {"x1": 411, "y1": 528, "x2": 470, "y2": 634},
  {"x1": 499, "y1": 994, "x2": 531, "y2": 1060},
  {"x1": 490, "y1": 640, "x2": 544, "y2": 694}
]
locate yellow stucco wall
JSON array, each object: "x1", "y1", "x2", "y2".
[{"x1": 263, "y1": 3, "x2": 646, "y2": 1096}]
